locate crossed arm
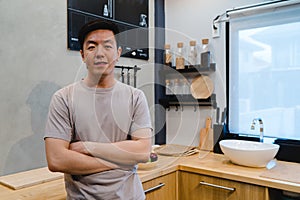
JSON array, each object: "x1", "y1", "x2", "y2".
[
  {"x1": 45, "y1": 128, "x2": 152, "y2": 175},
  {"x1": 69, "y1": 128, "x2": 152, "y2": 166}
]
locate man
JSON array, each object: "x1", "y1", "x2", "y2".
[{"x1": 44, "y1": 19, "x2": 152, "y2": 199}]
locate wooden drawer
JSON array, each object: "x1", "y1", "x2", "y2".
[
  {"x1": 143, "y1": 172, "x2": 176, "y2": 200},
  {"x1": 178, "y1": 171, "x2": 267, "y2": 200}
]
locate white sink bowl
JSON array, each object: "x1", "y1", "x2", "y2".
[{"x1": 219, "y1": 139, "x2": 279, "y2": 168}]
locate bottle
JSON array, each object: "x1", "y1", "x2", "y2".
[
  {"x1": 103, "y1": 4, "x2": 109, "y2": 17},
  {"x1": 188, "y1": 40, "x2": 198, "y2": 67},
  {"x1": 164, "y1": 44, "x2": 173, "y2": 67},
  {"x1": 175, "y1": 42, "x2": 185, "y2": 70},
  {"x1": 201, "y1": 39, "x2": 210, "y2": 68}
]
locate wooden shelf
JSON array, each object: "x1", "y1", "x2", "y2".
[
  {"x1": 159, "y1": 94, "x2": 217, "y2": 109},
  {"x1": 160, "y1": 63, "x2": 216, "y2": 76}
]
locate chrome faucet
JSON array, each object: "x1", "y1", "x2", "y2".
[{"x1": 251, "y1": 118, "x2": 264, "y2": 142}]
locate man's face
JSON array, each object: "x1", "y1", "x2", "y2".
[{"x1": 80, "y1": 29, "x2": 121, "y2": 78}]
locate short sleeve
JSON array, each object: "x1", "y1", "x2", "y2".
[
  {"x1": 44, "y1": 90, "x2": 73, "y2": 141},
  {"x1": 130, "y1": 90, "x2": 152, "y2": 133}
]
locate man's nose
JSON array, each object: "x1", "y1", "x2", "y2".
[{"x1": 95, "y1": 46, "x2": 105, "y2": 58}]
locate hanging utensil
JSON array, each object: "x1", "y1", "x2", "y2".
[
  {"x1": 121, "y1": 68, "x2": 125, "y2": 83},
  {"x1": 127, "y1": 69, "x2": 130, "y2": 85},
  {"x1": 133, "y1": 65, "x2": 138, "y2": 88}
]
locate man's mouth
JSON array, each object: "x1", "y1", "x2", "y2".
[{"x1": 94, "y1": 61, "x2": 108, "y2": 66}]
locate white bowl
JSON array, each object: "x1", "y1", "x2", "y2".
[{"x1": 219, "y1": 139, "x2": 279, "y2": 167}]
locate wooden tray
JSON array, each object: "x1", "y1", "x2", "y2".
[{"x1": 154, "y1": 144, "x2": 197, "y2": 157}]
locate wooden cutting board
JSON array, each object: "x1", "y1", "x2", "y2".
[
  {"x1": 190, "y1": 75, "x2": 214, "y2": 99},
  {"x1": 199, "y1": 117, "x2": 213, "y2": 151},
  {"x1": 0, "y1": 167, "x2": 63, "y2": 190}
]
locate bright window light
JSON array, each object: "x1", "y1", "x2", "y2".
[{"x1": 228, "y1": 4, "x2": 300, "y2": 140}]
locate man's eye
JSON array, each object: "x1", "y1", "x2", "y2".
[
  {"x1": 105, "y1": 45, "x2": 112, "y2": 49},
  {"x1": 87, "y1": 46, "x2": 95, "y2": 50}
]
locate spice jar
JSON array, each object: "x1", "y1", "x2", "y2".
[
  {"x1": 201, "y1": 39, "x2": 210, "y2": 68},
  {"x1": 175, "y1": 42, "x2": 185, "y2": 70},
  {"x1": 164, "y1": 44, "x2": 173, "y2": 67},
  {"x1": 188, "y1": 40, "x2": 198, "y2": 67}
]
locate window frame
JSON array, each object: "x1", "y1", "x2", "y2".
[{"x1": 225, "y1": 2, "x2": 300, "y2": 144}]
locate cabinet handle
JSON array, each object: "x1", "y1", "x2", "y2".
[
  {"x1": 144, "y1": 183, "x2": 165, "y2": 193},
  {"x1": 199, "y1": 181, "x2": 235, "y2": 191}
]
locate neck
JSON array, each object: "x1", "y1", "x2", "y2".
[{"x1": 83, "y1": 73, "x2": 116, "y2": 88}]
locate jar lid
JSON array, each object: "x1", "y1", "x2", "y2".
[
  {"x1": 202, "y1": 39, "x2": 209, "y2": 45},
  {"x1": 190, "y1": 40, "x2": 196, "y2": 46},
  {"x1": 164, "y1": 44, "x2": 170, "y2": 49},
  {"x1": 177, "y1": 42, "x2": 184, "y2": 48}
]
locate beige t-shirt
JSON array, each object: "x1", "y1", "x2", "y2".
[{"x1": 45, "y1": 80, "x2": 152, "y2": 200}]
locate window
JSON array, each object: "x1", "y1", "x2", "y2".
[{"x1": 227, "y1": 2, "x2": 300, "y2": 140}]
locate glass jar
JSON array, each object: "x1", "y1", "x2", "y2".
[
  {"x1": 201, "y1": 39, "x2": 210, "y2": 68},
  {"x1": 173, "y1": 78, "x2": 182, "y2": 95},
  {"x1": 165, "y1": 79, "x2": 173, "y2": 95},
  {"x1": 181, "y1": 78, "x2": 190, "y2": 95},
  {"x1": 175, "y1": 42, "x2": 185, "y2": 70},
  {"x1": 188, "y1": 40, "x2": 198, "y2": 67},
  {"x1": 164, "y1": 44, "x2": 173, "y2": 67}
]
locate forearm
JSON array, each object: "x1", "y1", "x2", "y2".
[
  {"x1": 71, "y1": 128, "x2": 152, "y2": 165},
  {"x1": 85, "y1": 139, "x2": 151, "y2": 165},
  {"x1": 51, "y1": 149, "x2": 117, "y2": 175},
  {"x1": 45, "y1": 138, "x2": 118, "y2": 175}
]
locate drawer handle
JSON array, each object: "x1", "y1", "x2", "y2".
[
  {"x1": 144, "y1": 183, "x2": 165, "y2": 194},
  {"x1": 199, "y1": 181, "x2": 236, "y2": 191}
]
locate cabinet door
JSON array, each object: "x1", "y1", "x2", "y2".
[
  {"x1": 178, "y1": 171, "x2": 267, "y2": 200},
  {"x1": 143, "y1": 172, "x2": 176, "y2": 200}
]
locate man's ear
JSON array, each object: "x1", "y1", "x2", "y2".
[
  {"x1": 80, "y1": 50, "x2": 85, "y2": 63},
  {"x1": 117, "y1": 47, "x2": 122, "y2": 60}
]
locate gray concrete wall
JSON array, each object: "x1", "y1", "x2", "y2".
[{"x1": 0, "y1": 0, "x2": 155, "y2": 175}]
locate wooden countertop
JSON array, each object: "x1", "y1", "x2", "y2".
[
  {"x1": 1, "y1": 152, "x2": 300, "y2": 199},
  {"x1": 178, "y1": 152, "x2": 300, "y2": 193},
  {"x1": 138, "y1": 152, "x2": 300, "y2": 193}
]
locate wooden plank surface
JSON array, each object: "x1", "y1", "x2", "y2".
[{"x1": 0, "y1": 167, "x2": 63, "y2": 190}]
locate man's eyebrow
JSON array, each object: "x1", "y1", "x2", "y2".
[
  {"x1": 86, "y1": 40, "x2": 97, "y2": 45},
  {"x1": 103, "y1": 39, "x2": 114, "y2": 44}
]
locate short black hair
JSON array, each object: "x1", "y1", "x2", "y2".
[{"x1": 78, "y1": 19, "x2": 120, "y2": 50}]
